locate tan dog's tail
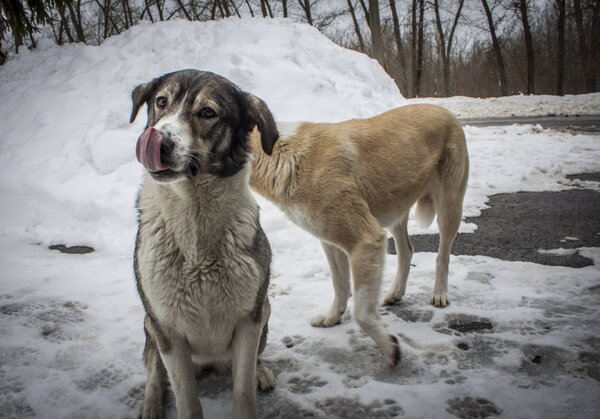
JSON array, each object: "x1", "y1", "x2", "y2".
[{"x1": 415, "y1": 194, "x2": 435, "y2": 228}]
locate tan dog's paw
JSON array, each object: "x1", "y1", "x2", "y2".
[
  {"x1": 383, "y1": 290, "x2": 404, "y2": 306},
  {"x1": 256, "y1": 364, "x2": 276, "y2": 391},
  {"x1": 311, "y1": 311, "x2": 342, "y2": 327},
  {"x1": 431, "y1": 293, "x2": 449, "y2": 307}
]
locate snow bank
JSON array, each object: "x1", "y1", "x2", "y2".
[
  {"x1": 408, "y1": 93, "x2": 600, "y2": 118},
  {"x1": 0, "y1": 18, "x2": 402, "y2": 253}
]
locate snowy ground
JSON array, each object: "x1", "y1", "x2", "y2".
[{"x1": 1, "y1": 19, "x2": 599, "y2": 419}]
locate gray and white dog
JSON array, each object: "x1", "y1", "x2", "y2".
[{"x1": 130, "y1": 70, "x2": 279, "y2": 419}]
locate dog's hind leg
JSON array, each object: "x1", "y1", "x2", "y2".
[
  {"x1": 138, "y1": 318, "x2": 167, "y2": 419},
  {"x1": 256, "y1": 299, "x2": 275, "y2": 391},
  {"x1": 347, "y1": 216, "x2": 401, "y2": 368},
  {"x1": 311, "y1": 241, "x2": 351, "y2": 327},
  {"x1": 383, "y1": 212, "x2": 414, "y2": 305},
  {"x1": 431, "y1": 192, "x2": 462, "y2": 307}
]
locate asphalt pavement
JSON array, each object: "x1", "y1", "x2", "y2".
[
  {"x1": 460, "y1": 114, "x2": 600, "y2": 132},
  {"x1": 388, "y1": 172, "x2": 600, "y2": 268}
]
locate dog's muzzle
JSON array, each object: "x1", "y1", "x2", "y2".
[{"x1": 136, "y1": 127, "x2": 171, "y2": 172}]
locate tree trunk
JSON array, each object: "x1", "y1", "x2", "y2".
[
  {"x1": 389, "y1": 0, "x2": 408, "y2": 95},
  {"x1": 66, "y1": 0, "x2": 86, "y2": 42},
  {"x1": 556, "y1": 0, "x2": 565, "y2": 96},
  {"x1": 519, "y1": 0, "x2": 535, "y2": 94},
  {"x1": 415, "y1": 0, "x2": 424, "y2": 97},
  {"x1": 155, "y1": 0, "x2": 165, "y2": 21},
  {"x1": 591, "y1": 0, "x2": 600, "y2": 91},
  {"x1": 411, "y1": 0, "x2": 417, "y2": 97},
  {"x1": 433, "y1": 0, "x2": 448, "y2": 95},
  {"x1": 369, "y1": 0, "x2": 385, "y2": 67},
  {"x1": 347, "y1": 0, "x2": 365, "y2": 52},
  {"x1": 244, "y1": 0, "x2": 255, "y2": 17},
  {"x1": 445, "y1": 0, "x2": 464, "y2": 96},
  {"x1": 282, "y1": 0, "x2": 288, "y2": 17},
  {"x1": 574, "y1": 0, "x2": 593, "y2": 91},
  {"x1": 298, "y1": 0, "x2": 313, "y2": 25},
  {"x1": 481, "y1": 0, "x2": 508, "y2": 96}
]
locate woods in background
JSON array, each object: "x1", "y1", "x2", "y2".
[{"x1": 1, "y1": 0, "x2": 599, "y2": 98}]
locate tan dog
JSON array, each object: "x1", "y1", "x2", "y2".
[{"x1": 250, "y1": 104, "x2": 469, "y2": 367}]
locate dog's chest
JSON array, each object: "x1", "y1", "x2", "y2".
[
  {"x1": 282, "y1": 204, "x2": 318, "y2": 236},
  {"x1": 142, "y1": 245, "x2": 260, "y2": 319}
]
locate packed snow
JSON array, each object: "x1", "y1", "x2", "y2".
[
  {"x1": 1, "y1": 19, "x2": 599, "y2": 419},
  {"x1": 408, "y1": 93, "x2": 600, "y2": 119}
]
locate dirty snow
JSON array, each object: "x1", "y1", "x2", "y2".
[
  {"x1": 1, "y1": 19, "x2": 599, "y2": 419},
  {"x1": 408, "y1": 93, "x2": 600, "y2": 119}
]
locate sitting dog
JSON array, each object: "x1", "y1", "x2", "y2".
[
  {"x1": 250, "y1": 104, "x2": 469, "y2": 367},
  {"x1": 130, "y1": 69, "x2": 278, "y2": 419}
]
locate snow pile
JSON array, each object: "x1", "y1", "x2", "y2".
[
  {"x1": 0, "y1": 18, "x2": 402, "y2": 254},
  {"x1": 409, "y1": 92, "x2": 600, "y2": 118}
]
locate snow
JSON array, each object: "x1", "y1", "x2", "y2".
[
  {"x1": 1, "y1": 19, "x2": 599, "y2": 418},
  {"x1": 408, "y1": 93, "x2": 600, "y2": 119}
]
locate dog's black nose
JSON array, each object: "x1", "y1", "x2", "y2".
[{"x1": 160, "y1": 134, "x2": 175, "y2": 157}]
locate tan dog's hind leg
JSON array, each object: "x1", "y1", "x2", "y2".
[
  {"x1": 431, "y1": 192, "x2": 462, "y2": 307},
  {"x1": 311, "y1": 241, "x2": 351, "y2": 327},
  {"x1": 383, "y1": 213, "x2": 414, "y2": 305},
  {"x1": 345, "y1": 211, "x2": 401, "y2": 368}
]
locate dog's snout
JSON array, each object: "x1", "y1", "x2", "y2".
[{"x1": 160, "y1": 134, "x2": 175, "y2": 157}]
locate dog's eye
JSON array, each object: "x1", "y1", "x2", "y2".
[
  {"x1": 156, "y1": 96, "x2": 168, "y2": 109},
  {"x1": 199, "y1": 107, "x2": 216, "y2": 118}
]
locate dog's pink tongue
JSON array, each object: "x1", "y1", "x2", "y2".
[{"x1": 136, "y1": 128, "x2": 168, "y2": 172}]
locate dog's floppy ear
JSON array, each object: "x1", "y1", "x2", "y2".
[
  {"x1": 130, "y1": 81, "x2": 157, "y2": 123},
  {"x1": 242, "y1": 93, "x2": 279, "y2": 155}
]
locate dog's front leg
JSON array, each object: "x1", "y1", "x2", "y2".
[
  {"x1": 311, "y1": 241, "x2": 351, "y2": 327},
  {"x1": 159, "y1": 335, "x2": 203, "y2": 419},
  {"x1": 231, "y1": 319, "x2": 262, "y2": 419}
]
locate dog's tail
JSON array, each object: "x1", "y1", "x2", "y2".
[{"x1": 415, "y1": 194, "x2": 435, "y2": 229}]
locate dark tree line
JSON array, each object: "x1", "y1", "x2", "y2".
[{"x1": 1, "y1": 0, "x2": 599, "y2": 97}]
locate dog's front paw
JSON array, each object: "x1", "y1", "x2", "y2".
[
  {"x1": 137, "y1": 399, "x2": 164, "y2": 419},
  {"x1": 383, "y1": 289, "x2": 404, "y2": 306},
  {"x1": 256, "y1": 364, "x2": 276, "y2": 391},
  {"x1": 311, "y1": 311, "x2": 342, "y2": 328},
  {"x1": 431, "y1": 293, "x2": 449, "y2": 307}
]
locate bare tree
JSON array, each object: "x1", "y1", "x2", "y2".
[
  {"x1": 298, "y1": 0, "x2": 313, "y2": 24},
  {"x1": 389, "y1": 0, "x2": 408, "y2": 95},
  {"x1": 433, "y1": 0, "x2": 465, "y2": 96},
  {"x1": 368, "y1": 0, "x2": 385, "y2": 66},
  {"x1": 415, "y1": 0, "x2": 424, "y2": 97},
  {"x1": 481, "y1": 0, "x2": 508, "y2": 96},
  {"x1": 517, "y1": 0, "x2": 535, "y2": 94},
  {"x1": 573, "y1": 0, "x2": 595, "y2": 91},
  {"x1": 347, "y1": 0, "x2": 365, "y2": 52},
  {"x1": 556, "y1": 0, "x2": 565, "y2": 95},
  {"x1": 281, "y1": 0, "x2": 289, "y2": 17}
]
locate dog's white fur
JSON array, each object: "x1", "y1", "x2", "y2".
[{"x1": 250, "y1": 104, "x2": 469, "y2": 366}]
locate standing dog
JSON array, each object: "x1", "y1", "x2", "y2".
[
  {"x1": 250, "y1": 105, "x2": 469, "y2": 367},
  {"x1": 130, "y1": 70, "x2": 278, "y2": 419}
]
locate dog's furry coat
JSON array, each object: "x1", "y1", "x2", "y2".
[
  {"x1": 131, "y1": 70, "x2": 278, "y2": 419},
  {"x1": 250, "y1": 104, "x2": 469, "y2": 367}
]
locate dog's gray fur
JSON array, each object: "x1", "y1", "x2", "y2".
[{"x1": 130, "y1": 70, "x2": 278, "y2": 419}]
